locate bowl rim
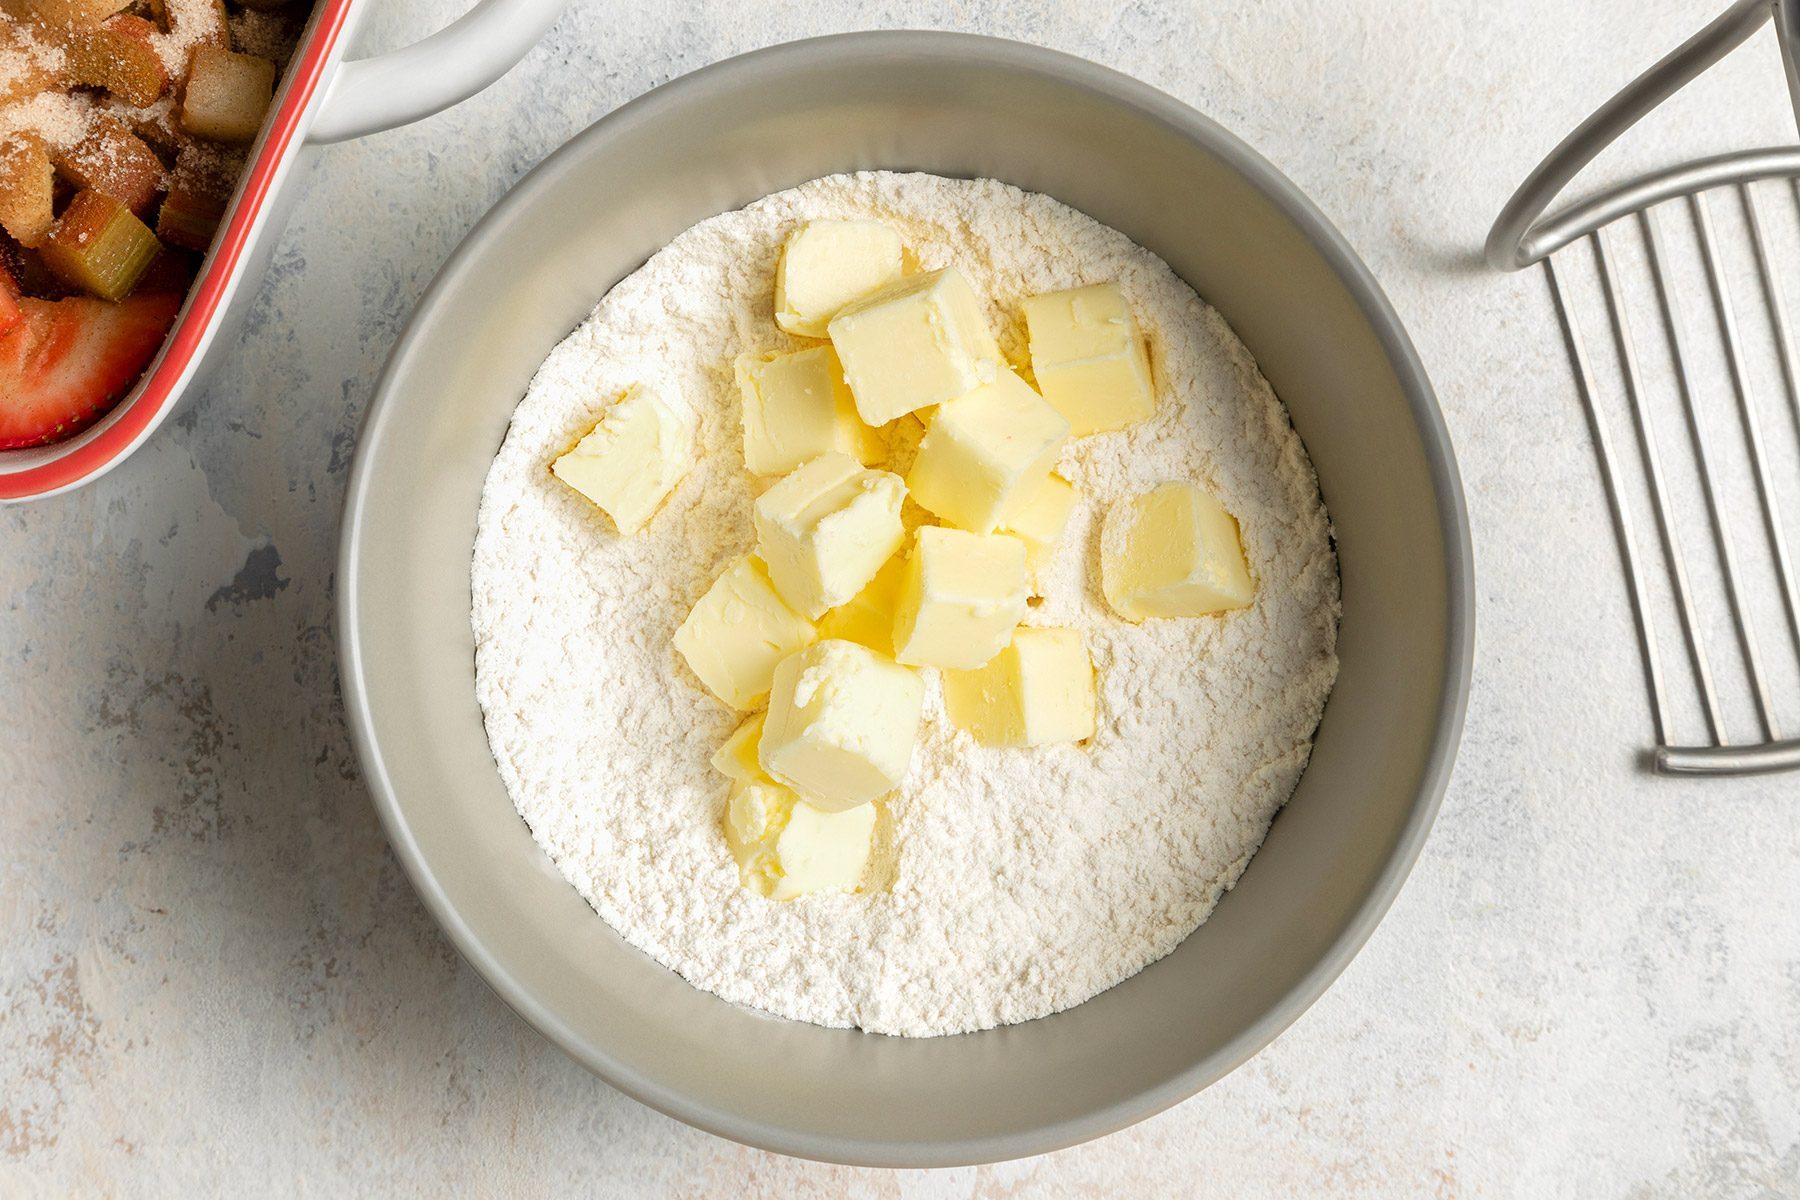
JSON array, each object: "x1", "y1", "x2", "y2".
[{"x1": 338, "y1": 29, "x2": 1475, "y2": 1167}]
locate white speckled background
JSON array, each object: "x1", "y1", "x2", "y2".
[{"x1": 4, "y1": 0, "x2": 1800, "y2": 1194}]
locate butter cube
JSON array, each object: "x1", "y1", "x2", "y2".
[
  {"x1": 753, "y1": 451, "x2": 907, "y2": 619},
  {"x1": 943, "y1": 627, "x2": 1096, "y2": 747},
  {"x1": 773, "y1": 219, "x2": 904, "y2": 338},
  {"x1": 674, "y1": 556, "x2": 817, "y2": 709},
  {"x1": 1001, "y1": 472, "x2": 1080, "y2": 591},
  {"x1": 1101, "y1": 481, "x2": 1255, "y2": 621},
  {"x1": 816, "y1": 553, "x2": 906, "y2": 657},
  {"x1": 1021, "y1": 283, "x2": 1155, "y2": 435},
  {"x1": 725, "y1": 778, "x2": 876, "y2": 900},
  {"x1": 711, "y1": 712, "x2": 767, "y2": 782},
  {"x1": 759, "y1": 640, "x2": 924, "y2": 811},
  {"x1": 550, "y1": 384, "x2": 690, "y2": 534},
  {"x1": 735, "y1": 345, "x2": 876, "y2": 476},
  {"x1": 906, "y1": 370, "x2": 1070, "y2": 534},
  {"x1": 827, "y1": 267, "x2": 1002, "y2": 425},
  {"x1": 891, "y1": 527, "x2": 1029, "y2": 670}
]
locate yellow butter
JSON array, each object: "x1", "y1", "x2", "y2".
[
  {"x1": 734, "y1": 345, "x2": 876, "y2": 476},
  {"x1": 1101, "y1": 481, "x2": 1254, "y2": 621},
  {"x1": 906, "y1": 370, "x2": 1070, "y2": 534},
  {"x1": 1021, "y1": 283, "x2": 1155, "y2": 435},
  {"x1": 891, "y1": 526, "x2": 1029, "y2": 670},
  {"x1": 753, "y1": 451, "x2": 907, "y2": 619},
  {"x1": 1001, "y1": 472, "x2": 1080, "y2": 592},
  {"x1": 943, "y1": 626, "x2": 1096, "y2": 747},
  {"x1": 724, "y1": 778, "x2": 877, "y2": 900},
  {"x1": 759, "y1": 640, "x2": 924, "y2": 811},
  {"x1": 816, "y1": 552, "x2": 907, "y2": 657},
  {"x1": 550, "y1": 384, "x2": 690, "y2": 535},
  {"x1": 773, "y1": 219, "x2": 904, "y2": 338},
  {"x1": 711, "y1": 711, "x2": 767, "y2": 782},
  {"x1": 827, "y1": 267, "x2": 1002, "y2": 426},
  {"x1": 673, "y1": 555, "x2": 817, "y2": 709},
  {"x1": 868, "y1": 410, "x2": 928, "y2": 478}
]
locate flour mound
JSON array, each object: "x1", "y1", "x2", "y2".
[{"x1": 471, "y1": 172, "x2": 1340, "y2": 1037}]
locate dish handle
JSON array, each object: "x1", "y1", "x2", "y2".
[{"x1": 305, "y1": 0, "x2": 567, "y2": 144}]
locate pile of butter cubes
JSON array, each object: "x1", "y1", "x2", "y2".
[{"x1": 551, "y1": 219, "x2": 1255, "y2": 901}]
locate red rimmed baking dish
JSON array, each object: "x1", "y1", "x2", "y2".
[{"x1": 0, "y1": 0, "x2": 564, "y2": 502}]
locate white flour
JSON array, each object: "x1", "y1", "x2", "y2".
[{"x1": 471, "y1": 172, "x2": 1340, "y2": 1037}]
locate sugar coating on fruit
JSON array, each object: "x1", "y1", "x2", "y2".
[
  {"x1": 826, "y1": 266, "x2": 1002, "y2": 426},
  {"x1": 1022, "y1": 282, "x2": 1156, "y2": 435},
  {"x1": 943, "y1": 626, "x2": 1096, "y2": 748},
  {"x1": 753, "y1": 451, "x2": 906, "y2": 619},
  {"x1": 891, "y1": 526, "x2": 1029, "y2": 670},
  {"x1": 1101, "y1": 481, "x2": 1255, "y2": 620},
  {"x1": 673, "y1": 555, "x2": 816, "y2": 710},
  {"x1": 759, "y1": 639, "x2": 924, "y2": 811},
  {"x1": 725, "y1": 779, "x2": 877, "y2": 901},
  {"x1": 773, "y1": 218, "x2": 904, "y2": 338},
  {"x1": 0, "y1": 133, "x2": 55, "y2": 247},
  {"x1": 906, "y1": 369, "x2": 1070, "y2": 534},
  {"x1": 53, "y1": 117, "x2": 166, "y2": 216}
]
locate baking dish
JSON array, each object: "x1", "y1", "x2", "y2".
[
  {"x1": 0, "y1": 0, "x2": 564, "y2": 502},
  {"x1": 339, "y1": 32, "x2": 1474, "y2": 1166}
]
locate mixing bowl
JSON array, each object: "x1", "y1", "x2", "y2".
[{"x1": 338, "y1": 32, "x2": 1473, "y2": 1166}]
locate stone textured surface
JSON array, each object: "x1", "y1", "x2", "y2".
[{"x1": 4, "y1": 0, "x2": 1800, "y2": 1194}]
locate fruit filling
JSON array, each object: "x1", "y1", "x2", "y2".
[{"x1": 0, "y1": 0, "x2": 309, "y2": 448}]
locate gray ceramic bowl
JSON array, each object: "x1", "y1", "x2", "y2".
[{"x1": 338, "y1": 32, "x2": 1473, "y2": 1167}]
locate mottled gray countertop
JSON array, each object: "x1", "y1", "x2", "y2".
[{"x1": 5, "y1": 1, "x2": 1800, "y2": 1194}]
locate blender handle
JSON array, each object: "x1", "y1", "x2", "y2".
[
  {"x1": 307, "y1": 0, "x2": 567, "y2": 145},
  {"x1": 1485, "y1": 0, "x2": 1774, "y2": 271},
  {"x1": 1778, "y1": 0, "x2": 1800, "y2": 134}
]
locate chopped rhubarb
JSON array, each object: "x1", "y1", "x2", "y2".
[
  {"x1": 53, "y1": 116, "x2": 167, "y2": 215},
  {"x1": 0, "y1": 290, "x2": 180, "y2": 447},
  {"x1": 179, "y1": 46, "x2": 276, "y2": 143},
  {"x1": 0, "y1": 134, "x2": 55, "y2": 249},
  {"x1": 154, "y1": 183, "x2": 222, "y2": 251},
  {"x1": 0, "y1": 22, "x2": 58, "y2": 104},
  {"x1": 22, "y1": 0, "x2": 133, "y2": 25},
  {"x1": 164, "y1": 0, "x2": 227, "y2": 53},
  {"x1": 40, "y1": 188, "x2": 163, "y2": 301},
  {"x1": 58, "y1": 13, "x2": 168, "y2": 106},
  {"x1": 127, "y1": 101, "x2": 185, "y2": 158},
  {"x1": 155, "y1": 141, "x2": 237, "y2": 250}
]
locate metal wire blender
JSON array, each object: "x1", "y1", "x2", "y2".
[{"x1": 1490, "y1": 0, "x2": 1800, "y2": 775}]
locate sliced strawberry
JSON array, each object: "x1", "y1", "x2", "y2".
[
  {"x1": 0, "y1": 260, "x2": 20, "y2": 338},
  {"x1": 0, "y1": 290, "x2": 180, "y2": 448}
]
